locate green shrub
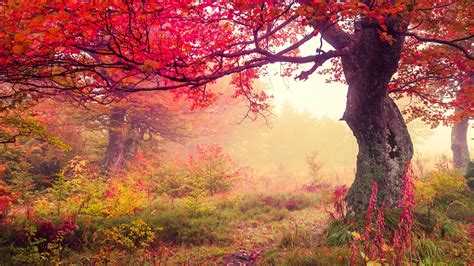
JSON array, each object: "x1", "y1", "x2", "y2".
[
  {"x1": 416, "y1": 171, "x2": 466, "y2": 201},
  {"x1": 9, "y1": 224, "x2": 51, "y2": 264},
  {"x1": 152, "y1": 161, "x2": 191, "y2": 198},
  {"x1": 438, "y1": 217, "x2": 463, "y2": 240},
  {"x1": 33, "y1": 158, "x2": 108, "y2": 219},
  {"x1": 326, "y1": 219, "x2": 353, "y2": 247},
  {"x1": 413, "y1": 237, "x2": 444, "y2": 264},
  {"x1": 415, "y1": 170, "x2": 474, "y2": 222},
  {"x1": 100, "y1": 219, "x2": 156, "y2": 251},
  {"x1": 142, "y1": 206, "x2": 230, "y2": 245},
  {"x1": 150, "y1": 145, "x2": 241, "y2": 199},
  {"x1": 187, "y1": 144, "x2": 240, "y2": 196}
]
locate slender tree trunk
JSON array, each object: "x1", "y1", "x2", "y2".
[
  {"x1": 452, "y1": 74, "x2": 473, "y2": 193},
  {"x1": 341, "y1": 24, "x2": 414, "y2": 214},
  {"x1": 451, "y1": 114, "x2": 470, "y2": 168},
  {"x1": 451, "y1": 75, "x2": 471, "y2": 169},
  {"x1": 104, "y1": 108, "x2": 127, "y2": 171}
]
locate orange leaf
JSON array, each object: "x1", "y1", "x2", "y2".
[
  {"x1": 13, "y1": 33, "x2": 27, "y2": 43},
  {"x1": 12, "y1": 44, "x2": 25, "y2": 55}
]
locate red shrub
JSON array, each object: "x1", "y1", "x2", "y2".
[
  {"x1": 327, "y1": 185, "x2": 348, "y2": 223},
  {"x1": 284, "y1": 200, "x2": 304, "y2": 211},
  {"x1": 35, "y1": 216, "x2": 78, "y2": 242}
]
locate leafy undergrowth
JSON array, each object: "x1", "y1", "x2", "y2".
[
  {"x1": 253, "y1": 170, "x2": 473, "y2": 266},
  {"x1": 307, "y1": 167, "x2": 473, "y2": 266},
  {"x1": 0, "y1": 189, "x2": 331, "y2": 264},
  {"x1": 1, "y1": 157, "x2": 473, "y2": 265}
]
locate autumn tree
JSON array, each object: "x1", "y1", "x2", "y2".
[
  {"x1": 396, "y1": 46, "x2": 472, "y2": 169},
  {"x1": 99, "y1": 94, "x2": 194, "y2": 170},
  {"x1": 1, "y1": 1, "x2": 472, "y2": 213},
  {"x1": 388, "y1": 8, "x2": 472, "y2": 168},
  {"x1": 35, "y1": 93, "x2": 195, "y2": 171}
]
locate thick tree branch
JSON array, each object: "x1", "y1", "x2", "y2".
[{"x1": 316, "y1": 22, "x2": 353, "y2": 50}]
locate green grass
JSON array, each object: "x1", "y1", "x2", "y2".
[
  {"x1": 2, "y1": 173, "x2": 473, "y2": 265},
  {"x1": 325, "y1": 219, "x2": 353, "y2": 247},
  {"x1": 0, "y1": 191, "x2": 327, "y2": 264},
  {"x1": 413, "y1": 237, "x2": 444, "y2": 264}
]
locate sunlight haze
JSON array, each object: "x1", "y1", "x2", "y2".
[{"x1": 266, "y1": 66, "x2": 473, "y2": 160}]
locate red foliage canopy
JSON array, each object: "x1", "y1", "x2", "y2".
[{"x1": 0, "y1": 0, "x2": 472, "y2": 121}]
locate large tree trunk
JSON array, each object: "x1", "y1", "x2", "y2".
[
  {"x1": 104, "y1": 108, "x2": 127, "y2": 171},
  {"x1": 341, "y1": 24, "x2": 414, "y2": 214}
]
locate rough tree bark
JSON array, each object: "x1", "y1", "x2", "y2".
[{"x1": 339, "y1": 24, "x2": 414, "y2": 214}]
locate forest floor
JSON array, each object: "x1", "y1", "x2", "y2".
[
  {"x1": 80, "y1": 190, "x2": 333, "y2": 265},
  {"x1": 170, "y1": 200, "x2": 329, "y2": 264},
  {"x1": 1, "y1": 169, "x2": 473, "y2": 265}
]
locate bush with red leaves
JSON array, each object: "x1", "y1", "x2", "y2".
[
  {"x1": 327, "y1": 185, "x2": 349, "y2": 223},
  {"x1": 34, "y1": 216, "x2": 80, "y2": 250}
]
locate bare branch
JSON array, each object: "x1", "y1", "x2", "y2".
[{"x1": 403, "y1": 32, "x2": 473, "y2": 60}]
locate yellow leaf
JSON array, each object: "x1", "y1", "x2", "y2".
[
  {"x1": 351, "y1": 231, "x2": 362, "y2": 240},
  {"x1": 367, "y1": 261, "x2": 382, "y2": 266},
  {"x1": 360, "y1": 251, "x2": 368, "y2": 261}
]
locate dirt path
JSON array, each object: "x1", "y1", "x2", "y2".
[{"x1": 221, "y1": 207, "x2": 329, "y2": 265}]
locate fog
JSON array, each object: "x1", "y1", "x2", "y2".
[{"x1": 165, "y1": 73, "x2": 472, "y2": 190}]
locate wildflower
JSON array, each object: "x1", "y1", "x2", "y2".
[
  {"x1": 393, "y1": 162, "x2": 416, "y2": 263},
  {"x1": 365, "y1": 182, "x2": 378, "y2": 235}
]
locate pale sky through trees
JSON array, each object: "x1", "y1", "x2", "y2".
[
  {"x1": 265, "y1": 63, "x2": 472, "y2": 159},
  {"x1": 261, "y1": 36, "x2": 472, "y2": 160}
]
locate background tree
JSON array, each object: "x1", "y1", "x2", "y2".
[
  {"x1": 387, "y1": 7, "x2": 473, "y2": 169},
  {"x1": 450, "y1": 75, "x2": 472, "y2": 169},
  {"x1": 100, "y1": 94, "x2": 194, "y2": 171},
  {"x1": 35, "y1": 93, "x2": 196, "y2": 171}
]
